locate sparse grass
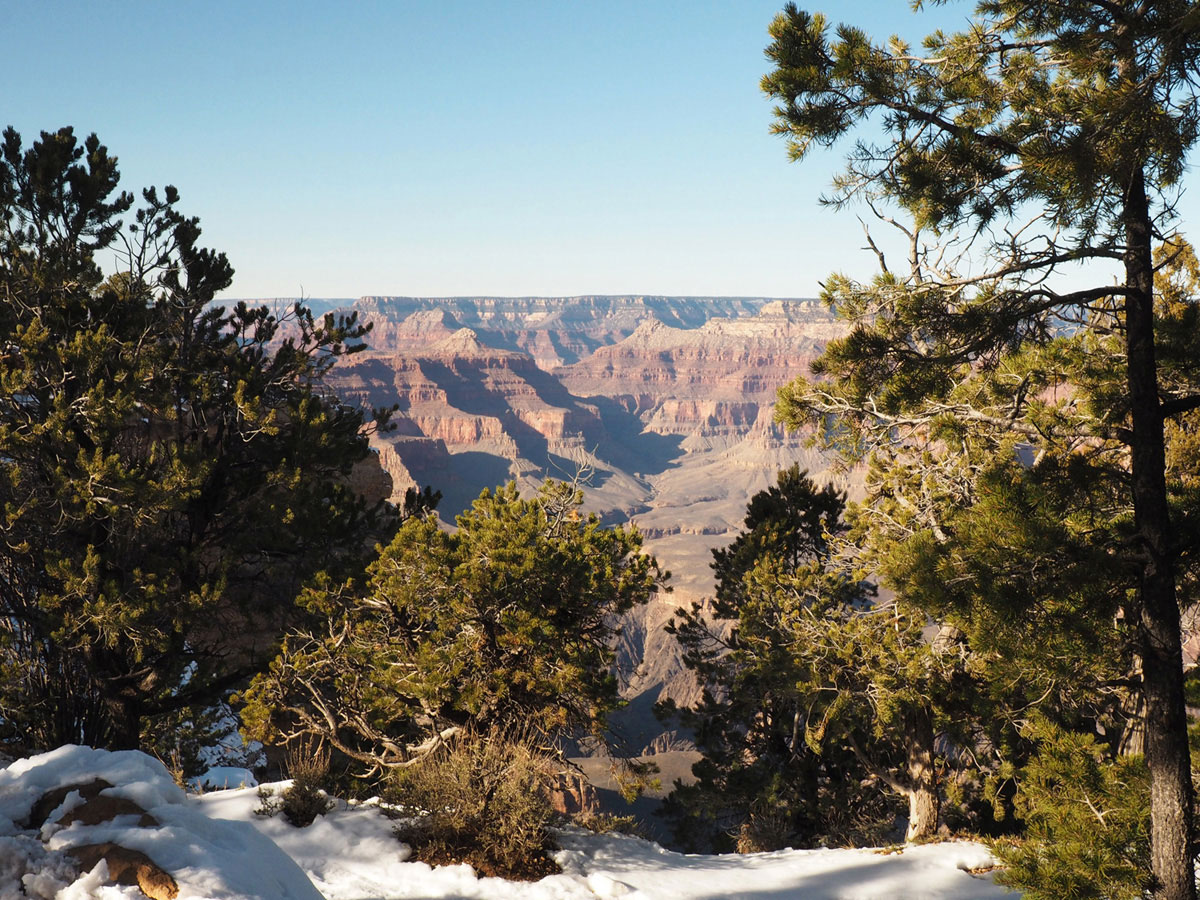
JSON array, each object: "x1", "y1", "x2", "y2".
[{"x1": 153, "y1": 748, "x2": 188, "y2": 791}]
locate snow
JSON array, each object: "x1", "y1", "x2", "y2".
[
  {"x1": 0, "y1": 746, "x2": 320, "y2": 900},
  {"x1": 553, "y1": 833, "x2": 1008, "y2": 900},
  {"x1": 188, "y1": 768, "x2": 258, "y2": 792},
  {"x1": 198, "y1": 787, "x2": 417, "y2": 900},
  {"x1": 0, "y1": 746, "x2": 1015, "y2": 900}
]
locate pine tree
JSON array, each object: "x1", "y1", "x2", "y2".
[
  {"x1": 0, "y1": 126, "x2": 392, "y2": 751},
  {"x1": 663, "y1": 467, "x2": 868, "y2": 851},
  {"x1": 762, "y1": 4, "x2": 1200, "y2": 894},
  {"x1": 666, "y1": 466, "x2": 978, "y2": 848},
  {"x1": 993, "y1": 719, "x2": 1153, "y2": 900},
  {"x1": 241, "y1": 480, "x2": 666, "y2": 775}
]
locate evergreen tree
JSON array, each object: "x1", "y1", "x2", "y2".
[
  {"x1": 241, "y1": 480, "x2": 665, "y2": 776},
  {"x1": 667, "y1": 466, "x2": 979, "y2": 848},
  {"x1": 762, "y1": 4, "x2": 1200, "y2": 894},
  {"x1": 993, "y1": 719, "x2": 1153, "y2": 900},
  {"x1": 710, "y1": 464, "x2": 845, "y2": 605},
  {"x1": 0, "y1": 126, "x2": 392, "y2": 751},
  {"x1": 664, "y1": 467, "x2": 866, "y2": 851}
]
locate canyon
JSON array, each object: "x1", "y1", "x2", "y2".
[{"x1": 289, "y1": 295, "x2": 848, "y2": 747}]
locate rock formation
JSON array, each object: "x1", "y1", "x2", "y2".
[
  {"x1": 25, "y1": 779, "x2": 178, "y2": 899},
  {"x1": 67, "y1": 842, "x2": 179, "y2": 899},
  {"x1": 347, "y1": 295, "x2": 774, "y2": 368}
]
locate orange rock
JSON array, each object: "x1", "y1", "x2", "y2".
[
  {"x1": 58, "y1": 794, "x2": 159, "y2": 828},
  {"x1": 26, "y1": 779, "x2": 112, "y2": 828},
  {"x1": 545, "y1": 770, "x2": 599, "y2": 816},
  {"x1": 68, "y1": 843, "x2": 179, "y2": 900}
]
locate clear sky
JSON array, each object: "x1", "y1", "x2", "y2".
[{"x1": 7, "y1": 1, "x2": 1188, "y2": 300}]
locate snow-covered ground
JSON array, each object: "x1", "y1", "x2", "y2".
[{"x1": 0, "y1": 746, "x2": 1014, "y2": 900}]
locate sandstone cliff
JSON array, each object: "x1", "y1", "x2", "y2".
[{"x1": 346, "y1": 295, "x2": 774, "y2": 368}]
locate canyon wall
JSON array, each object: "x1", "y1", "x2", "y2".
[{"x1": 308, "y1": 295, "x2": 847, "y2": 740}]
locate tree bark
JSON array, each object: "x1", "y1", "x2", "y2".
[
  {"x1": 904, "y1": 708, "x2": 939, "y2": 842},
  {"x1": 1119, "y1": 652, "x2": 1146, "y2": 757},
  {"x1": 1124, "y1": 167, "x2": 1195, "y2": 900},
  {"x1": 106, "y1": 696, "x2": 143, "y2": 751}
]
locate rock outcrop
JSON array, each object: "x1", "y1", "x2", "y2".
[
  {"x1": 67, "y1": 842, "x2": 179, "y2": 899},
  {"x1": 25, "y1": 778, "x2": 177, "y2": 899},
  {"x1": 26, "y1": 778, "x2": 114, "y2": 829},
  {"x1": 0, "y1": 747, "x2": 324, "y2": 900},
  {"x1": 327, "y1": 327, "x2": 609, "y2": 513},
  {"x1": 58, "y1": 795, "x2": 159, "y2": 829},
  {"x1": 545, "y1": 770, "x2": 600, "y2": 817},
  {"x1": 556, "y1": 300, "x2": 839, "y2": 435}
]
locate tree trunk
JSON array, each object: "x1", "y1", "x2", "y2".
[
  {"x1": 1124, "y1": 167, "x2": 1195, "y2": 900},
  {"x1": 904, "y1": 708, "x2": 939, "y2": 842},
  {"x1": 105, "y1": 696, "x2": 142, "y2": 751},
  {"x1": 1119, "y1": 653, "x2": 1146, "y2": 757}
]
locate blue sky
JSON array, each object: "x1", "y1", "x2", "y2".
[{"x1": 6, "y1": 1, "x2": 1176, "y2": 299}]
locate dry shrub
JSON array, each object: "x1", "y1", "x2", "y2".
[
  {"x1": 154, "y1": 748, "x2": 188, "y2": 791},
  {"x1": 388, "y1": 726, "x2": 559, "y2": 879},
  {"x1": 735, "y1": 805, "x2": 794, "y2": 853},
  {"x1": 572, "y1": 811, "x2": 643, "y2": 837},
  {"x1": 818, "y1": 787, "x2": 906, "y2": 848},
  {"x1": 282, "y1": 737, "x2": 334, "y2": 827}
]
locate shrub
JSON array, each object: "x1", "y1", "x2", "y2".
[
  {"x1": 571, "y1": 811, "x2": 642, "y2": 837},
  {"x1": 281, "y1": 738, "x2": 335, "y2": 827},
  {"x1": 735, "y1": 805, "x2": 794, "y2": 854},
  {"x1": 387, "y1": 726, "x2": 558, "y2": 879},
  {"x1": 253, "y1": 785, "x2": 283, "y2": 817},
  {"x1": 241, "y1": 480, "x2": 665, "y2": 777}
]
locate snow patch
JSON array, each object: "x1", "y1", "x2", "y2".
[
  {"x1": 2, "y1": 746, "x2": 1013, "y2": 900},
  {"x1": 0, "y1": 747, "x2": 320, "y2": 900},
  {"x1": 188, "y1": 767, "x2": 258, "y2": 792}
]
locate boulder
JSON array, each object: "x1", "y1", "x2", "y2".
[
  {"x1": 546, "y1": 770, "x2": 599, "y2": 816},
  {"x1": 26, "y1": 778, "x2": 112, "y2": 828},
  {"x1": 67, "y1": 842, "x2": 179, "y2": 900},
  {"x1": 59, "y1": 793, "x2": 159, "y2": 828}
]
